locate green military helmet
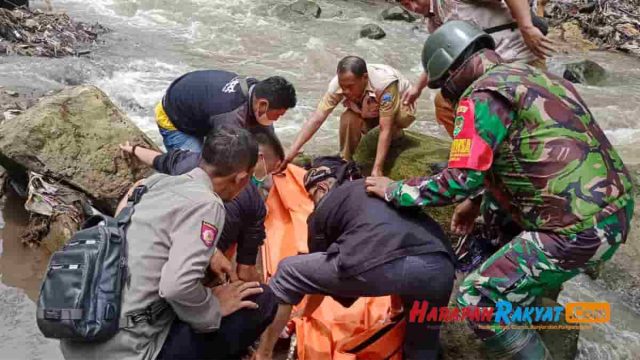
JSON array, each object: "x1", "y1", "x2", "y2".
[{"x1": 422, "y1": 20, "x2": 495, "y2": 88}]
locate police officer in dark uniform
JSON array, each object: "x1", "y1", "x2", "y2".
[{"x1": 155, "y1": 70, "x2": 297, "y2": 151}]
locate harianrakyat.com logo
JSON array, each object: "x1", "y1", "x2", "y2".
[{"x1": 409, "y1": 300, "x2": 610, "y2": 330}]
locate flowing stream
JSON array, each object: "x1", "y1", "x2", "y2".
[{"x1": 1, "y1": 0, "x2": 639, "y2": 358}]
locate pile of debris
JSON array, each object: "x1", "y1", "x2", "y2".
[
  {"x1": 0, "y1": 7, "x2": 107, "y2": 57},
  {"x1": 546, "y1": 0, "x2": 640, "y2": 57}
]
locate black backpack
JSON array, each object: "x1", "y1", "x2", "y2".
[{"x1": 36, "y1": 183, "x2": 155, "y2": 341}]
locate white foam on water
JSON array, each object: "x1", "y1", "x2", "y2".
[
  {"x1": 91, "y1": 59, "x2": 190, "y2": 143},
  {"x1": 605, "y1": 128, "x2": 640, "y2": 146},
  {"x1": 560, "y1": 275, "x2": 640, "y2": 360}
]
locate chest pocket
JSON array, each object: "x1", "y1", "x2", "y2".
[{"x1": 344, "y1": 93, "x2": 380, "y2": 119}]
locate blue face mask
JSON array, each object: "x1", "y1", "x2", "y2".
[{"x1": 251, "y1": 175, "x2": 265, "y2": 188}]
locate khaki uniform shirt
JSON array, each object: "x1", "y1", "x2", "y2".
[
  {"x1": 425, "y1": 0, "x2": 538, "y2": 64},
  {"x1": 317, "y1": 64, "x2": 411, "y2": 119},
  {"x1": 61, "y1": 168, "x2": 226, "y2": 360}
]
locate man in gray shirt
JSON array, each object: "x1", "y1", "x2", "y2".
[{"x1": 61, "y1": 127, "x2": 278, "y2": 360}]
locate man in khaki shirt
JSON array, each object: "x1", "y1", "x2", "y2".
[
  {"x1": 61, "y1": 127, "x2": 278, "y2": 360},
  {"x1": 280, "y1": 56, "x2": 415, "y2": 177}
]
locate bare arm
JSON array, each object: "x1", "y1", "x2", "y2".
[
  {"x1": 372, "y1": 115, "x2": 394, "y2": 177},
  {"x1": 504, "y1": 0, "x2": 554, "y2": 58},
  {"x1": 278, "y1": 109, "x2": 332, "y2": 171},
  {"x1": 119, "y1": 141, "x2": 162, "y2": 167},
  {"x1": 373, "y1": 83, "x2": 402, "y2": 177},
  {"x1": 114, "y1": 179, "x2": 145, "y2": 216},
  {"x1": 504, "y1": 0, "x2": 534, "y2": 27},
  {"x1": 402, "y1": 71, "x2": 429, "y2": 106}
]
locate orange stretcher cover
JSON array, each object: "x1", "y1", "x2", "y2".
[{"x1": 261, "y1": 165, "x2": 404, "y2": 359}]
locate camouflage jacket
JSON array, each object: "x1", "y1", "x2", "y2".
[{"x1": 385, "y1": 50, "x2": 634, "y2": 235}]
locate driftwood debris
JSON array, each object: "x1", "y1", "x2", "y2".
[
  {"x1": 0, "y1": 7, "x2": 107, "y2": 57},
  {"x1": 546, "y1": 0, "x2": 640, "y2": 56}
]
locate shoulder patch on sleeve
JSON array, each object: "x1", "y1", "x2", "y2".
[
  {"x1": 381, "y1": 92, "x2": 393, "y2": 104},
  {"x1": 200, "y1": 221, "x2": 218, "y2": 248},
  {"x1": 448, "y1": 98, "x2": 494, "y2": 171}
]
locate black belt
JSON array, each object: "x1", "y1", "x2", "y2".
[{"x1": 484, "y1": 22, "x2": 519, "y2": 34}]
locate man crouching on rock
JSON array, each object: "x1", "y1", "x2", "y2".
[
  {"x1": 278, "y1": 56, "x2": 416, "y2": 177},
  {"x1": 120, "y1": 127, "x2": 285, "y2": 283},
  {"x1": 61, "y1": 127, "x2": 278, "y2": 360},
  {"x1": 156, "y1": 70, "x2": 297, "y2": 152},
  {"x1": 254, "y1": 157, "x2": 455, "y2": 360}
]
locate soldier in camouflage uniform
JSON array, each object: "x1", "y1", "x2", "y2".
[{"x1": 365, "y1": 21, "x2": 635, "y2": 359}]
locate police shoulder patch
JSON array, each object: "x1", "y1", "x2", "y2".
[{"x1": 200, "y1": 221, "x2": 218, "y2": 248}]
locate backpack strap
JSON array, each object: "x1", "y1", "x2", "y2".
[
  {"x1": 117, "y1": 174, "x2": 171, "y2": 329},
  {"x1": 119, "y1": 299, "x2": 170, "y2": 328},
  {"x1": 116, "y1": 175, "x2": 167, "y2": 225}
]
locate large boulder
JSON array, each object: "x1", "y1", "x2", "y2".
[
  {"x1": 289, "y1": 0, "x2": 321, "y2": 18},
  {"x1": 353, "y1": 128, "x2": 454, "y2": 228},
  {"x1": 360, "y1": 24, "x2": 386, "y2": 40},
  {"x1": 562, "y1": 60, "x2": 607, "y2": 85},
  {"x1": 0, "y1": 85, "x2": 158, "y2": 214},
  {"x1": 380, "y1": 6, "x2": 417, "y2": 22},
  {"x1": 272, "y1": 0, "x2": 321, "y2": 20}
]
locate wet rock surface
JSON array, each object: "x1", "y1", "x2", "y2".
[
  {"x1": 353, "y1": 128, "x2": 454, "y2": 231},
  {"x1": 562, "y1": 59, "x2": 607, "y2": 84},
  {"x1": 0, "y1": 85, "x2": 157, "y2": 215},
  {"x1": 380, "y1": 5, "x2": 417, "y2": 22},
  {"x1": 272, "y1": 0, "x2": 322, "y2": 20},
  {"x1": 360, "y1": 23, "x2": 386, "y2": 39}
]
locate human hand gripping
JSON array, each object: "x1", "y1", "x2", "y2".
[
  {"x1": 450, "y1": 198, "x2": 481, "y2": 235},
  {"x1": 364, "y1": 176, "x2": 394, "y2": 200},
  {"x1": 212, "y1": 281, "x2": 263, "y2": 317},
  {"x1": 520, "y1": 24, "x2": 555, "y2": 59}
]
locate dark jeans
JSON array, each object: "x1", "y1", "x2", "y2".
[
  {"x1": 158, "y1": 128, "x2": 203, "y2": 152},
  {"x1": 156, "y1": 285, "x2": 277, "y2": 360},
  {"x1": 269, "y1": 252, "x2": 455, "y2": 360}
]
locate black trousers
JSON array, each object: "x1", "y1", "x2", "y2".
[{"x1": 156, "y1": 285, "x2": 278, "y2": 360}]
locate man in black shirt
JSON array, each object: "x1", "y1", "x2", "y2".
[
  {"x1": 120, "y1": 128, "x2": 284, "y2": 282},
  {"x1": 156, "y1": 70, "x2": 296, "y2": 152},
  {"x1": 255, "y1": 157, "x2": 456, "y2": 360}
]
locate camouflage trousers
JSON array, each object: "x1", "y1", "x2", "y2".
[{"x1": 456, "y1": 200, "x2": 634, "y2": 339}]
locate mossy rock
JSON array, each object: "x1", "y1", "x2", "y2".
[
  {"x1": 353, "y1": 128, "x2": 455, "y2": 230},
  {"x1": 0, "y1": 85, "x2": 158, "y2": 214},
  {"x1": 292, "y1": 153, "x2": 314, "y2": 168}
]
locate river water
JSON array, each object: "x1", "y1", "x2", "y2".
[{"x1": 1, "y1": 0, "x2": 639, "y2": 359}]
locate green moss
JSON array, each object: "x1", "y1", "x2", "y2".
[
  {"x1": 0, "y1": 85, "x2": 158, "y2": 214},
  {"x1": 292, "y1": 153, "x2": 313, "y2": 168},
  {"x1": 353, "y1": 128, "x2": 455, "y2": 230}
]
